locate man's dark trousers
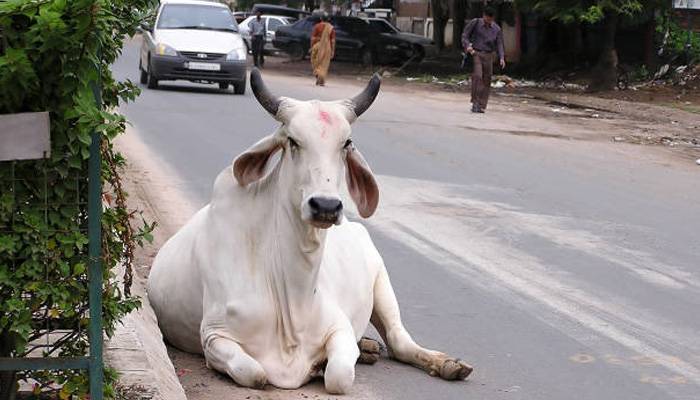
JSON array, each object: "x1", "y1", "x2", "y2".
[
  {"x1": 252, "y1": 35, "x2": 265, "y2": 67},
  {"x1": 471, "y1": 51, "x2": 494, "y2": 110}
]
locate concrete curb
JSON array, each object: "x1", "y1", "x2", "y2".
[{"x1": 105, "y1": 267, "x2": 187, "y2": 400}]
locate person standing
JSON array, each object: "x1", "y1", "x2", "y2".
[
  {"x1": 310, "y1": 14, "x2": 335, "y2": 86},
  {"x1": 249, "y1": 11, "x2": 265, "y2": 68},
  {"x1": 461, "y1": 7, "x2": 505, "y2": 113}
]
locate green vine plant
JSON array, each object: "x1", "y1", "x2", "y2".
[
  {"x1": 656, "y1": 11, "x2": 700, "y2": 64},
  {"x1": 0, "y1": 0, "x2": 157, "y2": 398}
]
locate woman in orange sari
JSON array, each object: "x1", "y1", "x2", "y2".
[{"x1": 310, "y1": 15, "x2": 335, "y2": 86}]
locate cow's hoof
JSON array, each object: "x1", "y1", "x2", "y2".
[
  {"x1": 439, "y1": 358, "x2": 473, "y2": 380},
  {"x1": 251, "y1": 376, "x2": 267, "y2": 390},
  {"x1": 227, "y1": 360, "x2": 268, "y2": 389},
  {"x1": 358, "y1": 337, "x2": 381, "y2": 364},
  {"x1": 233, "y1": 373, "x2": 267, "y2": 390}
]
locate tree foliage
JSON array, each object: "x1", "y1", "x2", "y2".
[
  {"x1": 0, "y1": 0, "x2": 155, "y2": 398},
  {"x1": 515, "y1": 0, "x2": 647, "y2": 24}
]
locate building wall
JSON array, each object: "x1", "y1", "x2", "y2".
[
  {"x1": 502, "y1": 16, "x2": 521, "y2": 62},
  {"x1": 398, "y1": 0, "x2": 429, "y2": 18},
  {"x1": 674, "y1": 9, "x2": 700, "y2": 33}
]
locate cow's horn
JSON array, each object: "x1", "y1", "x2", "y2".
[
  {"x1": 349, "y1": 73, "x2": 381, "y2": 118},
  {"x1": 251, "y1": 68, "x2": 281, "y2": 116}
]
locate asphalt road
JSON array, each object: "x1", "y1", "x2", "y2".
[{"x1": 114, "y1": 36, "x2": 700, "y2": 400}]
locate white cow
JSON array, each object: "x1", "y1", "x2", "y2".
[{"x1": 147, "y1": 70, "x2": 473, "y2": 394}]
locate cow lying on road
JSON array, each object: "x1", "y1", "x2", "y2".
[{"x1": 147, "y1": 70, "x2": 473, "y2": 394}]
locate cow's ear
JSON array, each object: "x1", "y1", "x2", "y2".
[
  {"x1": 233, "y1": 135, "x2": 282, "y2": 186},
  {"x1": 345, "y1": 145, "x2": 379, "y2": 218}
]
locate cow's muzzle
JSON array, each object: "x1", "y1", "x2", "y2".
[{"x1": 308, "y1": 196, "x2": 343, "y2": 227}]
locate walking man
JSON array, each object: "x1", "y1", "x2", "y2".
[
  {"x1": 462, "y1": 7, "x2": 505, "y2": 113},
  {"x1": 250, "y1": 11, "x2": 265, "y2": 68}
]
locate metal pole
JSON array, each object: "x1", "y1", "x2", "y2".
[{"x1": 87, "y1": 69, "x2": 104, "y2": 400}]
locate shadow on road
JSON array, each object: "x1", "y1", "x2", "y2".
[{"x1": 142, "y1": 82, "x2": 237, "y2": 96}]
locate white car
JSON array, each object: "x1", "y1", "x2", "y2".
[
  {"x1": 238, "y1": 15, "x2": 295, "y2": 54},
  {"x1": 139, "y1": 0, "x2": 248, "y2": 94}
]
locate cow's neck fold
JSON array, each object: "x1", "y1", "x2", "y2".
[{"x1": 259, "y1": 166, "x2": 327, "y2": 359}]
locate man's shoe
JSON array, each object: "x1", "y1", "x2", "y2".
[
  {"x1": 471, "y1": 105, "x2": 480, "y2": 113},
  {"x1": 477, "y1": 107, "x2": 485, "y2": 113}
]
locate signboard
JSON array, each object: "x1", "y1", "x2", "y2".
[
  {"x1": 674, "y1": 0, "x2": 699, "y2": 9},
  {"x1": 0, "y1": 112, "x2": 51, "y2": 161}
]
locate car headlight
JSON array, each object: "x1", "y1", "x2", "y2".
[
  {"x1": 226, "y1": 48, "x2": 246, "y2": 61},
  {"x1": 385, "y1": 44, "x2": 399, "y2": 51},
  {"x1": 156, "y1": 43, "x2": 178, "y2": 56}
]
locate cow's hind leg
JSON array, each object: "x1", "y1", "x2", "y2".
[
  {"x1": 370, "y1": 267, "x2": 473, "y2": 380},
  {"x1": 202, "y1": 334, "x2": 267, "y2": 389},
  {"x1": 357, "y1": 337, "x2": 381, "y2": 364}
]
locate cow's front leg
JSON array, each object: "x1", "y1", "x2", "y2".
[
  {"x1": 324, "y1": 328, "x2": 360, "y2": 394},
  {"x1": 371, "y1": 267, "x2": 473, "y2": 380},
  {"x1": 202, "y1": 333, "x2": 267, "y2": 389}
]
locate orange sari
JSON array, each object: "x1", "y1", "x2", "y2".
[{"x1": 310, "y1": 22, "x2": 335, "y2": 85}]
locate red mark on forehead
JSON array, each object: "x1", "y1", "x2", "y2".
[
  {"x1": 318, "y1": 110, "x2": 333, "y2": 138},
  {"x1": 319, "y1": 110, "x2": 332, "y2": 124}
]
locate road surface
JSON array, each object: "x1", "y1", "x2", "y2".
[{"x1": 113, "y1": 36, "x2": 700, "y2": 400}]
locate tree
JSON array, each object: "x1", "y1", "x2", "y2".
[
  {"x1": 515, "y1": 0, "x2": 653, "y2": 90},
  {"x1": 431, "y1": 0, "x2": 450, "y2": 49},
  {"x1": 452, "y1": 0, "x2": 468, "y2": 53}
]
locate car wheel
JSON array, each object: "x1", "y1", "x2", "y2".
[
  {"x1": 219, "y1": 82, "x2": 230, "y2": 90},
  {"x1": 361, "y1": 48, "x2": 374, "y2": 67},
  {"x1": 234, "y1": 80, "x2": 246, "y2": 95},
  {"x1": 288, "y1": 43, "x2": 305, "y2": 61},
  {"x1": 146, "y1": 57, "x2": 158, "y2": 89},
  {"x1": 139, "y1": 59, "x2": 147, "y2": 84}
]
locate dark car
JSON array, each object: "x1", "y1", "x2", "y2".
[
  {"x1": 364, "y1": 17, "x2": 437, "y2": 61},
  {"x1": 273, "y1": 16, "x2": 419, "y2": 65},
  {"x1": 250, "y1": 4, "x2": 310, "y2": 20}
]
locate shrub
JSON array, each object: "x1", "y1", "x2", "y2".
[
  {"x1": 0, "y1": 0, "x2": 155, "y2": 398},
  {"x1": 657, "y1": 11, "x2": 700, "y2": 64}
]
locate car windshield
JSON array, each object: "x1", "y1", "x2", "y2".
[
  {"x1": 369, "y1": 19, "x2": 397, "y2": 34},
  {"x1": 157, "y1": 4, "x2": 239, "y2": 32}
]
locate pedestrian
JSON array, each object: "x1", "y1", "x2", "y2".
[
  {"x1": 250, "y1": 11, "x2": 265, "y2": 68},
  {"x1": 310, "y1": 14, "x2": 335, "y2": 86},
  {"x1": 461, "y1": 7, "x2": 506, "y2": 113}
]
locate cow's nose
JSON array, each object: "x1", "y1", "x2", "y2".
[{"x1": 308, "y1": 197, "x2": 343, "y2": 223}]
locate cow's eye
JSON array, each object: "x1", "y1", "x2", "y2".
[
  {"x1": 343, "y1": 139, "x2": 353, "y2": 149},
  {"x1": 288, "y1": 137, "x2": 300, "y2": 149}
]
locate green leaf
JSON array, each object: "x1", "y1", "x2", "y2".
[{"x1": 73, "y1": 262, "x2": 86, "y2": 276}]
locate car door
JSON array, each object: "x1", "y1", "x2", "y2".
[
  {"x1": 331, "y1": 19, "x2": 361, "y2": 60},
  {"x1": 266, "y1": 17, "x2": 284, "y2": 49}
]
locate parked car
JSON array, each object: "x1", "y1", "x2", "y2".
[
  {"x1": 364, "y1": 17, "x2": 437, "y2": 61},
  {"x1": 239, "y1": 15, "x2": 295, "y2": 54},
  {"x1": 273, "y1": 16, "x2": 419, "y2": 65},
  {"x1": 139, "y1": 0, "x2": 248, "y2": 94},
  {"x1": 250, "y1": 4, "x2": 310, "y2": 20}
]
